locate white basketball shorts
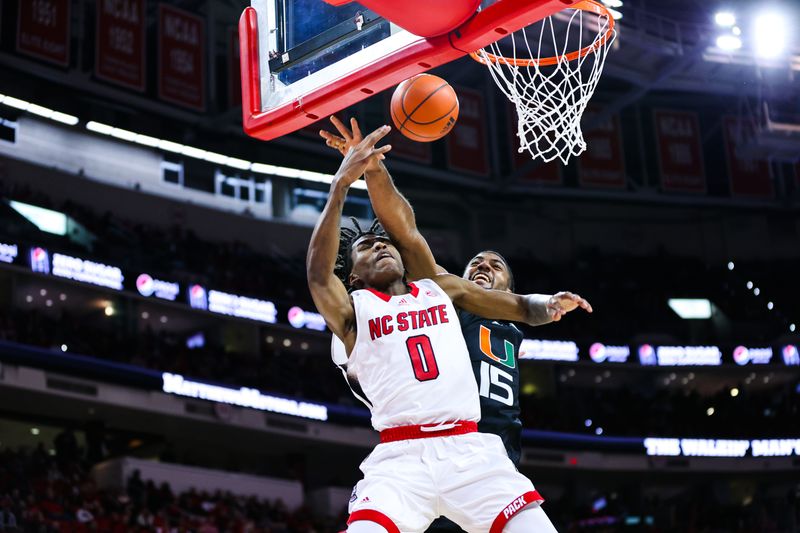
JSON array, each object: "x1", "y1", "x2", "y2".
[{"x1": 347, "y1": 432, "x2": 543, "y2": 533}]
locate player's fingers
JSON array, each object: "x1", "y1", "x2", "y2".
[
  {"x1": 330, "y1": 115, "x2": 352, "y2": 141},
  {"x1": 373, "y1": 144, "x2": 392, "y2": 155},
  {"x1": 350, "y1": 117, "x2": 363, "y2": 140},
  {"x1": 362, "y1": 125, "x2": 391, "y2": 146}
]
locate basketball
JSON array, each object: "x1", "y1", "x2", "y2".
[{"x1": 390, "y1": 74, "x2": 459, "y2": 142}]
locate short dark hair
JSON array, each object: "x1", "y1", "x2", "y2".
[
  {"x1": 468, "y1": 250, "x2": 515, "y2": 292},
  {"x1": 335, "y1": 217, "x2": 388, "y2": 290}
]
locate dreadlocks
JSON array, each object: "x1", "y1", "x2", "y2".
[{"x1": 335, "y1": 217, "x2": 388, "y2": 290}]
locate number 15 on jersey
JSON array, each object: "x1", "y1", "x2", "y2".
[{"x1": 479, "y1": 361, "x2": 514, "y2": 406}]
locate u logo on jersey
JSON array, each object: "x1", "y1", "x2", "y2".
[{"x1": 479, "y1": 325, "x2": 516, "y2": 369}]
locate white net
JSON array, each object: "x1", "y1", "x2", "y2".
[{"x1": 472, "y1": 1, "x2": 616, "y2": 164}]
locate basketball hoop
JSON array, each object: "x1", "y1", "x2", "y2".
[{"x1": 470, "y1": 0, "x2": 616, "y2": 164}]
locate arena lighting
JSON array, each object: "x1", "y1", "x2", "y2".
[
  {"x1": 161, "y1": 372, "x2": 328, "y2": 421},
  {"x1": 287, "y1": 306, "x2": 327, "y2": 331},
  {"x1": 9, "y1": 201, "x2": 67, "y2": 235},
  {"x1": 706, "y1": 407, "x2": 715, "y2": 416},
  {"x1": 85, "y1": 121, "x2": 366, "y2": 190},
  {"x1": 754, "y1": 288, "x2": 761, "y2": 296},
  {"x1": 52, "y1": 253, "x2": 124, "y2": 290},
  {"x1": 639, "y1": 344, "x2": 722, "y2": 366},
  {"x1": 599, "y1": 0, "x2": 622, "y2": 19},
  {"x1": 644, "y1": 438, "x2": 800, "y2": 458},
  {"x1": 746, "y1": 281, "x2": 753, "y2": 289},
  {"x1": 60, "y1": 344, "x2": 67, "y2": 352},
  {"x1": 767, "y1": 301, "x2": 774, "y2": 310},
  {"x1": 791, "y1": 324, "x2": 796, "y2": 332},
  {"x1": 0, "y1": 243, "x2": 18, "y2": 264},
  {"x1": 714, "y1": 12, "x2": 736, "y2": 27},
  {"x1": 733, "y1": 346, "x2": 773, "y2": 365},
  {"x1": 731, "y1": 387, "x2": 739, "y2": 397},
  {"x1": 667, "y1": 298, "x2": 712, "y2": 319},
  {"x1": 727, "y1": 261, "x2": 735, "y2": 270},
  {"x1": 716, "y1": 34, "x2": 742, "y2": 50},
  {"x1": 754, "y1": 11, "x2": 788, "y2": 58},
  {"x1": 207, "y1": 289, "x2": 277, "y2": 323},
  {"x1": 136, "y1": 273, "x2": 179, "y2": 301},
  {"x1": 0, "y1": 94, "x2": 79, "y2": 126},
  {"x1": 519, "y1": 339, "x2": 579, "y2": 361},
  {"x1": 588, "y1": 342, "x2": 630, "y2": 363}
]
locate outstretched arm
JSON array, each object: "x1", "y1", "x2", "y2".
[
  {"x1": 433, "y1": 273, "x2": 593, "y2": 326},
  {"x1": 307, "y1": 125, "x2": 392, "y2": 351},
  {"x1": 321, "y1": 116, "x2": 440, "y2": 280}
]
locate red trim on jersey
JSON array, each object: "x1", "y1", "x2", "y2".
[
  {"x1": 380, "y1": 421, "x2": 477, "y2": 443},
  {"x1": 365, "y1": 287, "x2": 392, "y2": 302},
  {"x1": 489, "y1": 490, "x2": 544, "y2": 533},
  {"x1": 348, "y1": 509, "x2": 401, "y2": 533},
  {"x1": 365, "y1": 283, "x2": 420, "y2": 302},
  {"x1": 408, "y1": 282, "x2": 420, "y2": 297}
]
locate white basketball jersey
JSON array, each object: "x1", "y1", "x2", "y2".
[{"x1": 331, "y1": 278, "x2": 480, "y2": 431}]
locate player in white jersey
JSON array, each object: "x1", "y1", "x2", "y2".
[{"x1": 308, "y1": 125, "x2": 580, "y2": 532}]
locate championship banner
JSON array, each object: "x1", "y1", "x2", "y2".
[
  {"x1": 228, "y1": 27, "x2": 241, "y2": 108},
  {"x1": 653, "y1": 110, "x2": 706, "y2": 193},
  {"x1": 384, "y1": 94, "x2": 433, "y2": 164},
  {"x1": 578, "y1": 110, "x2": 625, "y2": 189},
  {"x1": 96, "y1": 0, "x2": 146, "y2": 91},
  {"x1": 16, "y1": 0, "x2": 70, "y2": 66},
  {"x1": 158, "y1": 4, "x2": 205, "y2": 111},
  {"x1": 722, "y1": 116, "x2": 773, "y2": 198},
  {"x1": 507, "y1": 102, "x2": 561, "y2": 184},
  {"x1": 446, "y1": 87, "x2": 489, "y2": 177}
]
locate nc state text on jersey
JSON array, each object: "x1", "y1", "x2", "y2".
[{"x1": 368, "y1": 305, "x2": 450, "y2": 340}]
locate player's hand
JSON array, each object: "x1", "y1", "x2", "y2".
[
  {"x1": 333, "y1": 125, "x2": 392, "y2": 189},
  {"x1": 321, "y1": 116, "x2": 384, "y2": 173},
  {"x1": 546, "y1": 291, "x2": 593, "y2": 322}
]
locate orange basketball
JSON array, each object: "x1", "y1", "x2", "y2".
[{"x1": 390, "y1": 74, "x2": 459, "y2": 142}]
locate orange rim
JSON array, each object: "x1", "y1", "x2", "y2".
[{"x1": 469, "y1": 0, "x2": 615, "y2": 67}]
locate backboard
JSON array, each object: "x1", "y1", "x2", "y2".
[{"x1": 240, "y1": 0, "x2": 584, "y2": 141}]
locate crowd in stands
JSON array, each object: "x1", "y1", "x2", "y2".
[
  {"x1": 0, "y1": 434, "x2": 797, "y2": 532},
  {"x1": 0, "y1": 443, "x2": 345, "y2": 532}
]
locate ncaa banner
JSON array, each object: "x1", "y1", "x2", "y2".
[
  {"x1": 158, "y1": 4, "x2": 206, "y2": 111},
  {"x1": 506, "y1": 101, "x2": 561, "y2": 185},
  {"x1": 653, "y1": 110, "x2": 706, "y2": 193},
  {"x1": 578, "y1": 109, "x2": 625, "y2": 189},
  {"x1": 17, "y1": 0, "x2": 71, "y2": 66},
  {"x1": 722, "y1": 116, "x2": 773, "y2": 198},
  {"x1": 446, "y1": 87, "x2": 489, "y2": 177},
  {"x1": 96, "y1": 0, "x2": 146, "y2": 91}
]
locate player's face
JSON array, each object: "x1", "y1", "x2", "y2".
[
  {"x1": 349, "y1": 235, "x2": 405, "y2": 289},
  {"x1": 463, "y1": 252, "x2": 511, "y2": 291}
]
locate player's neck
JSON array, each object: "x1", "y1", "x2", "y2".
[{"x1": 369, "y1": 278, "x2": 410, "y2": 296}]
